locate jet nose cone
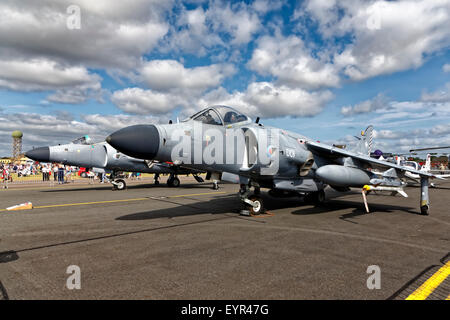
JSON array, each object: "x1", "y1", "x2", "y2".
[
  {"x1": 25, "y1": 147, "x2": 50, "y2": 162},
  {"x1": 106, "y1": 124, "x2": 160, "y2": 159}
]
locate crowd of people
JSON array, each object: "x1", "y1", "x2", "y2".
[
  {"x1": 0, "y1": 161, "x2": 145, "y2": 188},
  {"x1": 0, "y1": 162, "x2": 78, "y2": 186}
]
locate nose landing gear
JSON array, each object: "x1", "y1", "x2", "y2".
[{"x1": 239, "y1": 184, "x2": 264, "y2": 215}]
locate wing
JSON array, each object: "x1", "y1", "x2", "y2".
[{"x1": 306, "y1": 141, "x2": 440, "y2": 179}]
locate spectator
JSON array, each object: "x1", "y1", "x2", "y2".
[
  {"x1": 58, "y1": 165, "x2": 65, "y2": 184},
  {"x1": 53, "y1": 165, "x2": 58, "y2": 181}
]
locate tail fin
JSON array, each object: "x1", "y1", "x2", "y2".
[
  {"x1": 421, "y1": 154, "x2": 432, "y2": 172},
  {"x1": 352, "y1": 125, "x2": 374, "y2": 155}
]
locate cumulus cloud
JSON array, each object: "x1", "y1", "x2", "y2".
[
  {"x1": 112, "y1": 59, "x2": 236, "y2": 115},
  {"x1": 160, "y1": 0, "x2": 279, "y2": 57},
  {"x1": 297, "y1": 0, "x2": 450, "y2": 81},
  {"x1": 341, "y1": 93, "x2": 389, "y2": 115},
  {"x1": 0, "y1": 0, "x2": 171, "y2": 70},
  {"x1": 0, "y1": 58, "x2": 104, "y2": 104},
  {"x1": 248, "y1": 34, "x2": 340, "y2": 89},
  {"x1": 199, "y1": 82, "x2": 334, "y2": 118},
  {"x1": 140, "y1": 60, "x2": 235, "y2": 92},
  {"x1": 111, "y1": 87, "x2": 182, "y2": 115}
]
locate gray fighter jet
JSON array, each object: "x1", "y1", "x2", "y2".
[
  {"x1": 25, "y1": 135, "x2": 205, "y2": 190},
  {"x1": 106, "y1": 105, "x2": 439, "y2": 215}
]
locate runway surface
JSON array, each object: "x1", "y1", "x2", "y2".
[{"x1": 0, "y1": 177, "x2": 449, "y2": 299}]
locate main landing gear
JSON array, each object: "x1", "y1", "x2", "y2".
[
  {"x1": 167, "y1": 174, "x2": 181, "y2": 187},
  {"x1": 304, "y1": 189, "x2": 326, "y2": 205}
]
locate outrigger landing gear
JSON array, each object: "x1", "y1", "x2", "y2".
[
  {"x1": 212, "y1": 180, "x2": 219, "y2": 190},
  {"x1": 420, "y1": 177, "x2": 430, "y2": 215},
  {"x1": 239, "y1": 183, "x2": 264, "y2": 215},
  {"x1": 167, "y1": 174, "x2": 181, "y2": 187},
  {"x1": 154, "y1": 173, "x2": 160, "y2": 185}
]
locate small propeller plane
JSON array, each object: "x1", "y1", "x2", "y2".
[{"x1": 106, "y1": 105, "x2": 441, "y2": 215}]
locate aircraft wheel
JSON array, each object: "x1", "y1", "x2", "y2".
[
  {"x1": 167, "y1": 178, "x2": 173, "y2": 187},
  {"x1": 306, "y1": 190, "x2": 326, "y2": 205},
  {"x1": 154, "y1": 180, "x2": 160, "y2": 186},
  {"x1": 247, "y1": 195, "x2": 264, "y2": 215},
  {"x1": 420, "y1": 205, "x2": 429, "y2": 216},
  {"x1": 212, "y1": 182, "x2": 219, "y2": 190},
  {"x1": 114, "y1": 179, "x2": 126, "y2": 191},
  {"x1": 171, "y1": 177, "x2": 180, "y2": 187}
]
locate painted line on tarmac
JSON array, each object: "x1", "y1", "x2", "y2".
[
  {"x1": 0, "y1": 191, "x2": 227, "y2": 213},
  {"x1": 406, "y1": 261, "x2": 450, "y2": 300}
]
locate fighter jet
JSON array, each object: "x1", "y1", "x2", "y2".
[
  {"x1": 106, "y1": 105, "x2": 439, "y2": 215},
  {"x1": 25, "y1": 135, "x2": 206, "y2": 190}
]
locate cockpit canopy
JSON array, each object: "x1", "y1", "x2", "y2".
[
  {"x1": 71, "y1": 135, "x2": 93, "y2": 145},
  {"x1": 190, "y1": 105, "x2": 251, "y2": 126}
]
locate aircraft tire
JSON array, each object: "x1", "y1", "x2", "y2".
[
  {"x1": 171, "y1": 177, "x2": 180, "y2": 187},
  {"x1": 114, "y1": 179, "x2": 126, "y2": 191},
  {"x1": 306, "y1": 190, "x2": 326, "y2": 205},
  {"x1": 420, "y1": 205, "x2": 429, "y2": 216},
  {"x1": 247, "y1": 195, "x2": 264, "y2": 215}
]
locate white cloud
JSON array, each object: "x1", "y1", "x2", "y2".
[
  {"x1": 160, "y1": 0, "x2": 272, "y2": 57},
  {"x1": 443, "y1": 64, "x2": 450, "y2": 73},
  {"x1": 248, "y1": 34, "x2": 340, "y2": 89},
  {"x1": 0, "y1": 0, "x2": 170, "y2": 70},
  {"x1": 299, "y1": 0, "x2": 450, "y2": 81},
  {"x1": 421, "y1": 83, "x2": 450, "y2": 103},
  {"x1": 140, "y1": 60, "x2": 235, "y2": 92},
  {"x1": 111, "y1": 87, "x2": 182, "y2": 115},
  {"x1": 0, "y1": 58, "x2": 103, "y2": 104},
  {"x1": 341, "y1": 93, "x2": 389, "y2": 115},
  {"x1": 199, "y1": 82, "x2": 334, "y2": 118}
]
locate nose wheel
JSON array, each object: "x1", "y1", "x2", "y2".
[
  {"x1": 246, "y1": 195, "x2": 264, "y2": 215},
  {"x1": 239, "y1": 183, "x2": 265, "y2": 215},
  {"x1": 112, "y1": 179, "x2": 126, "y2": 190}
]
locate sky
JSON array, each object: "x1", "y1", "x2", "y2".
[{"x1": 0, "y1": 0, "x2": 449, "y2": 157}]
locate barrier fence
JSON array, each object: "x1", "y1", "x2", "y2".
[{"x1": 1, "y1": 172, "x2": 157, "y2": 187}]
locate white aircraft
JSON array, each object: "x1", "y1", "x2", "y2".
[{"x1": 401, "y1": 154, "x2": 450, "y2": 187}]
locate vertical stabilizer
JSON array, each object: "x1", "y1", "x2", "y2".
[{"x1": 352, "y1": 125, "x2": 374, "y2": 155}]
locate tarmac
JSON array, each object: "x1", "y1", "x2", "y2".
[{"x1": 0, "y1": 176, "x2": 449, "y2": 300}]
